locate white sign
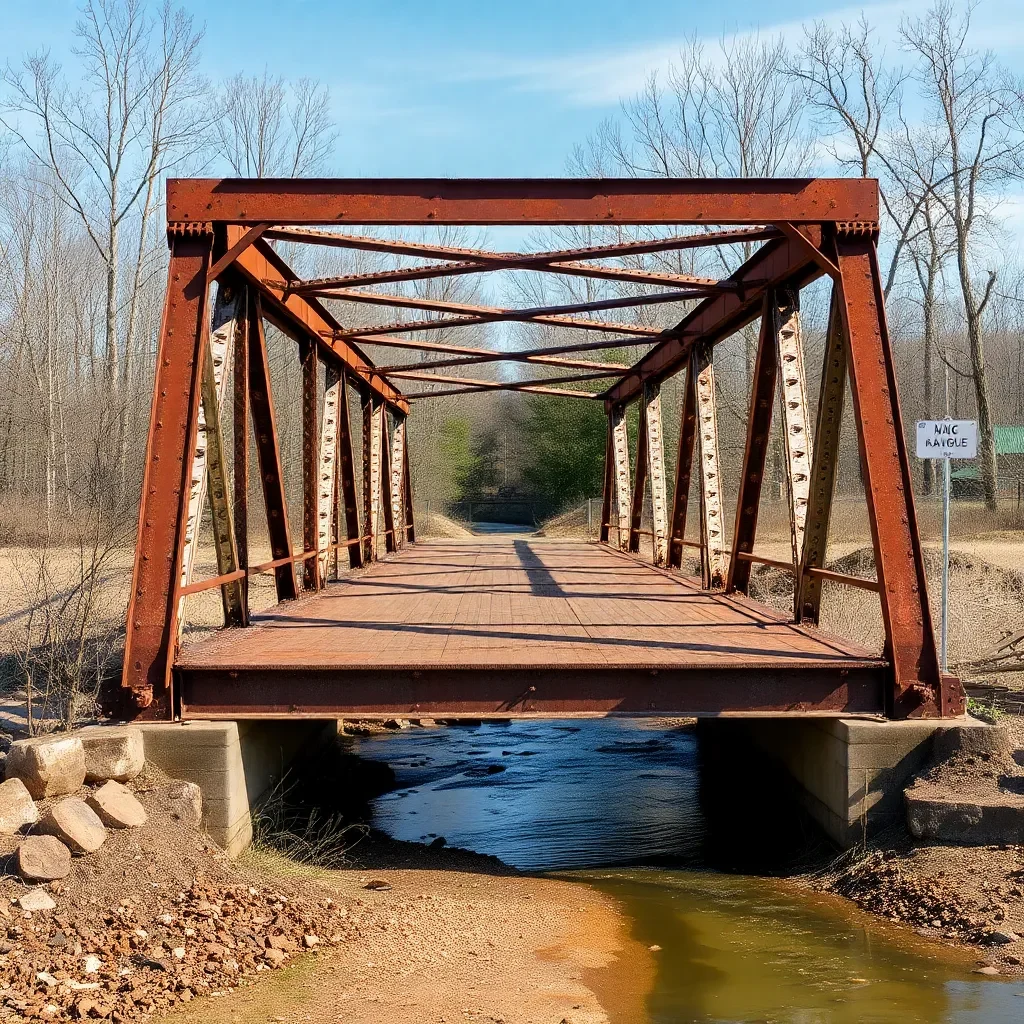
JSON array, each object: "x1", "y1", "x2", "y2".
[{"x1": 916, "y1": 419, "x2": 978, "y2": 459}]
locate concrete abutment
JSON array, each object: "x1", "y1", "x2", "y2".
[
  {"x1": 697, "y1": 716, "x2": 989, "y2": 848},
  {"x1": 138, "y1": 720, "x2": 335, "y2": 857}
]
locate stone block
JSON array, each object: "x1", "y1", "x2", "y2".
[
  {"x1": 906, "y1": 781, "x2": 1024, "y2": 844},
  {"x1": 87, "y1": 780, "x2": 147, "y2": 828},
  {"x1": 149, "y1": 781, "x2": 202, "y2": 825},
  {"x1": 6, "y1": 736, "x2": 86, "y2": 799},
  {"x1": 0, "y1": 777, "x2": 39, "y2": 834},
  {"x1": 18, "y1": 889, "x2": 56, "y2": 912},
  {"x1": 38, "y1": 796, "x2": 106, "y2": 854},
  {"x1": 17, "y1": 835, "x2": 72, "y2": 881},
  {"x1": 78, "y1": 726, "x2": 145, "y2": 783}
]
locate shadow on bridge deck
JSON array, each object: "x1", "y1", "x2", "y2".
[{"x1": 174, "y1": 539, "x2": 888, "y2": 719}]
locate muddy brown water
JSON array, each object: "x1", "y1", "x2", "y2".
[{"x1": 352, "y1": 718, "x2": 1024, "y2": 1023}]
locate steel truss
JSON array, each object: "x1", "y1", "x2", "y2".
[{"x1": 120, "y1": 177, "x2": 963, "y2": 720}]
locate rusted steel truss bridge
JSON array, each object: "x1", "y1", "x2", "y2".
[{"x1": 119, "y1": 178, "x2": 965, "y2": 722}]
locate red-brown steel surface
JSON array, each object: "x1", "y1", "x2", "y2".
[
  {"x1": 122, "y1": 230, "x2": 213, "y2": 715},
  {"x1": 117, "y1": 176, "x2": 963, "y2": 720},
  {"x1": 167, "y1": 177, "x2": 878, "y2": 225},
  {"x1": 833, "y1": 234, "x2": 955, "y2": 717},
  {"x1": 174, "y1": 539, "x2": 886, "y2": 717},
  {"x1": 727, "y1": 292, "x2": 779, "y2": 594},
  {"x1": 604, "y1": 233, "x2": 823, "y2": 406}
]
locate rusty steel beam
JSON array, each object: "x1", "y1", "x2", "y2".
[
  {"x1": 380, "y1": 414, "x2": 397, "y2": 554},
  {"x1": 122, "y1": 229, "x2": 214, "y2": 715},
  {"x1": 296, "y1": 264, "x2": 730, "y2": 293},
  {"x1": 605, "y1": 233, "x2": 825, "y2": 406},
  {"x1": 402, "y1": 420, "x2": 416, "y2": 543},
  {"x1": 726, "y1": 294, "x2": 778, "y2": 595},
  {"x1": 644, "y1": 383, "x2": 669, "y2": 564},
  {"x1": 337, "y1": 374, "x2": 363, "y2": 568},
  {"x1": 379, "y1": 351, "x2": 629, "y2": 374},
  {"x1": 693, "y1": 342, "x2": 725, "y2": 589},
  {"x1": 834, "y1": 232, "x2": 962, "y2": 719},
  {"x1": 178, "y1": 283, "x2": 245, "y2": 632},
  {"x1": 600, "y1": 417, "x2": 614, "y2": 544},
  {"x1": 390, "y1": 415, "x2": 407, "y2": 549},
  {"x1": 267, "y1": 225, "x2": 782, "y2": 262},
  {"x1": 407, "y1": 382, "x2": 602, "y2": 400},
  {"x1": 774, "y1": 289, "x2": 812, "y2": 616},
  {"x1": 234, "y1": 289, "x2": 252, "y2": 618},
  {"x1": 322, "y1": 290, "x2": 694, "y2": 340},
  {"x1": 611, "y1": 405, "x2": 631, "y2": 551},
  {"x1": 628, "y1": 400, "x2": 648, "y2": 555},
  {"x1": 317, "y1": 363, "x2": 343, "y2": 582},
  {"x1": 167, "y1": 178, "x2": 878, "y2": 225},
  {"x1": 386, "y1": 368, "x2": 621, "y2": 390},
  {"x1": 343, "y1": 332, "x2": 647, "y2": 363},
  {"x1": 667, "y1": 368, "x2": 698, "y2": 569},
  {"x1": 250, "y1": 296, "x2": 299, "y2": 602},
  {"x1": 224, "y1": 226, "x2": 407, "y2": 412},
  {"x1": 797, "y1": 289, "x2": 848, "y2": 623},
  {"x1": 209, "y1": 223, "x2": 269, "y2": 281},
  {"x1": 362, "y1": 395, "x2": 383, "y2": 562},
  {"x1": 176, "y1": 665, "x2": 887, "y2": 719},
  {"x1": 301, "y1": 340, "x2": 320, "y2": 591}
]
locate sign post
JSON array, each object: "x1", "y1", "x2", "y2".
[{"x1": 915, "y1": 419, "x2": 978, "y2": 670}]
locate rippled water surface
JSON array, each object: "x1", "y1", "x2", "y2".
[{"x1": 353, "y1": 719, "x2": 1024, "y2": 1023}]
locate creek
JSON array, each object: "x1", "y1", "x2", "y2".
[{"x1": 351, "y1": 717, "x2": 1024, "y2": 1023}]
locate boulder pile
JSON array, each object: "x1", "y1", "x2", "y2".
[{"x1": 1, "y1": 729, "x2": 149, "y2": 879}]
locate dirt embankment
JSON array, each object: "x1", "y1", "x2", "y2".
[
  {"x1": 0, "y1": 761, "x2": 648, "y2": 1024},
  {"x1": 809, "y1": 715, "x2": 1024, "y2": 977}
]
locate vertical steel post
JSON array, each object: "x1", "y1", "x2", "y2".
[
  {"x1": 668, "y1": 368, "x2": 698, "y2": 570},
  {"x1": 797, "y1": 288, "x2": 847, "y2": 623},
  {"x1": 122, "y1": 227, "x2": 213, "y2": 715},
  {"x1": 727, "y1": 294, "x2": 777, "y2": 594},
  {"x1": 317, "y1": 362, "x2": 343, "y2": 583},
  {"x1": 599, "y1": 414, "x2": 614, "y2": 544},
  {"x1": 362, "y1": 395, "x2": 383, "y2": 562},
  {"x1": 774, "y1": 289, "x2": 813, "y2": 598},
  {"x1": 402, "y1": 420, "x2": 416, "y2": 543},
  {"x1": 643, "y1": 382, "x2": 669, "y2": 564},
  {"x1": 835, "y1": 231, "x2": 961, "y2": 718},
  {"x1": 610, "y1": 404, "x2": 631, "y2": 551},
  {"x1": 178, "y1": 283, "x2": 245, "y2": 630},
  {"x1": 337, "y1": 376, "x2": 364, "y2": 568},
  {"x1": 390, "y1": 415, "x2": 407, "y2": 549},
  {"x1": 249, "y1": 297, "x2": 298, "y2": 602},
  {"x1": 233, "y1": 289, "x2": 251, "y2": 622},
  {"x1": 628, "y1": 401, "x2": 649, "y2": 555},
  {"x1": 381, "y1": 412, "x2": 397, "y2": 554},
  {"x1": 693, "y1": 341, "x2": 725, "y2": 589},
  {"x1": 301, "y1": 339, "x2": 320, "y2": 591}
]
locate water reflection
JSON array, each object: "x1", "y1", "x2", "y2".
[{"x1": 353, "y1": 720, "x2": 1023, "y2": 1023}]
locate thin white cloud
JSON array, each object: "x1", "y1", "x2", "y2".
[{"x1": 441, "y1": 0, "x2": 1021, "y2": 109}]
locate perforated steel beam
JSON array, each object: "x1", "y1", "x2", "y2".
[
  {"x1": 797, "y1": 288, "x2": 847, "y2": 623},
  {"x1": 611, "y1": 405, "x2": 631, "y2": 551},
  {"x1": 693, "y1": 343, "x2": 725, "y2": 589},
  {"x1": 775, "y1": 290, "x2": 812, "y2": 587}
]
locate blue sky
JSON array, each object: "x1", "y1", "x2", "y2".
[{"x1": 3, "y1": 0, "x2": 1023, "y2": 179}]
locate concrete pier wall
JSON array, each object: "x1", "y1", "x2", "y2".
[
  {"x1": 138, "y1": 720, "x2": 334, "y2": 857},
  {"x1": 698, "y1": 716, "x2": 987, "y2": 847}
]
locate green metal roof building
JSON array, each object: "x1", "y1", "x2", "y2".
[{"x1": 950, "y1": 426, "x2": 1024, "y2": 485}]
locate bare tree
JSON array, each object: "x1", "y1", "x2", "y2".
[
  {"x1": 901, "y1": 0, "x2": 1024, "y2": 510},
  {"x1": 213, "y1": 71, "x2": 336, "y2": 177}
]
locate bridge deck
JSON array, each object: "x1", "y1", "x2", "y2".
[{"x1": 175, "y1": 539, "x2": 888, "y2": 718}]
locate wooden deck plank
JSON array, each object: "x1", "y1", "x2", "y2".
[{"x1": 178, "y1": 538, "x2": 883, "y2": 673}]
